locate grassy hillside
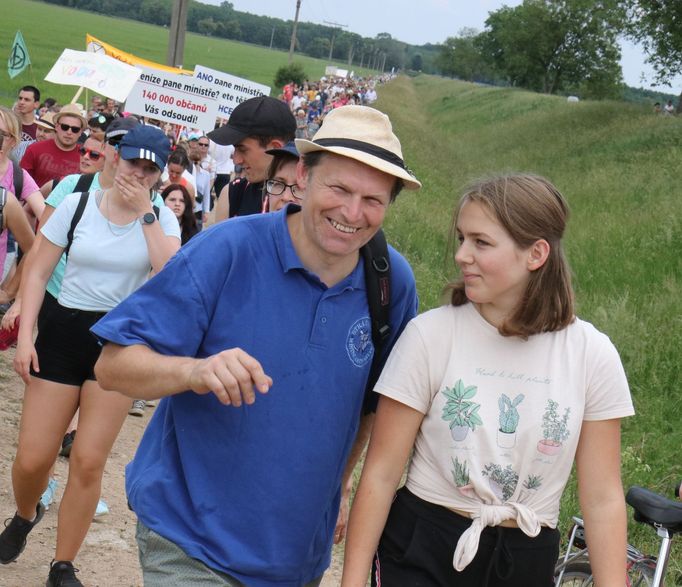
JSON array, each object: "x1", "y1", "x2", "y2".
[
  {"x1": 0, "y1": 0, "x2": 371, "y2": 105},
  {"x1": 375, "y1": 74, "x2": 681, "y2": 574}
]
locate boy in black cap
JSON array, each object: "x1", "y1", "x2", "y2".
[{"x1": 208, "y1": 96, "x2": 295, "y2": 221}]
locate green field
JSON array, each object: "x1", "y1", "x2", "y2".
[
  {"x1": 0, "y1": 0, "x2": 371, "y2": 105},
  {"x1": 2, "y1": 0, "x2": 682, "y2": 579},
  {"x1": 373, "y1": 75, "x2": 682, "y2": 575}
]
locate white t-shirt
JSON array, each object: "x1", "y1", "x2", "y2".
[
  {"x1": 375, "y1": 303, "x2": 634, "y2": 570},
  {"x1": 211, "y1": 142, "x2": 234, "y2": 175},
  {"x1": 41, "y1": 190, "x2": 181, "y2": 312}
]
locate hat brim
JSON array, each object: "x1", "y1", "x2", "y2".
[
  {"x1": 207, "y1": 125, "x2": 249, "y2": 146},
  {"x1": 119, "y1": 145, "x2": 165, "y2": 172},
  {"x1": 35, "y1": 120, "x2": 55, "y2": 131},
  {"x1": 295, "y1": 139, "x2": 422, "y2": 190},
  {"x1": 295, "y1": 139, "x2": 421, "y2": 190}
]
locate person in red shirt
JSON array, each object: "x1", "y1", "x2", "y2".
[{"x1": 20, "y1": 104, "x2": 85, "y2": 189}]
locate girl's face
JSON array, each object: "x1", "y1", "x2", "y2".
[
  {"x1": 167, "y1": 163, "x2": 185, "y2": 184},
  {"x1": 164, "y1": 189, "x2": 185, "y2": 219},
  {"x1": 79, "y1": 137, "x2": 105, "y2": 174},
  {"x1": 267, "y1": 160, "x2": 302, "y2": 212},
  {"x1": 454, "y1": 201, "x2": 535, "y2": 326},
  {"x1": 88, "y1": 125, "x2": 106, "y2": 142},
  {"x1": 0, "y1": 117, "x2": 17, "y2": 158},
  {"x1": 116, "y1": 157, "x2": 161, "y2": 189}
]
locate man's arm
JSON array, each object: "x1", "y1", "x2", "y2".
[
  {"x1": 334, "y1": 412, "x2": 374, "y2": 544},
  {"x1": 95, "y1": 343, "x2": 272, "y2": 407}
]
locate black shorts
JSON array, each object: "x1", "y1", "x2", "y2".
[
  {"x1": 373, "y1": 487, "x2": 560, "y2": 587},
  {"x1": 31, "y1": 293, "x2": 107, "y2": 386}
]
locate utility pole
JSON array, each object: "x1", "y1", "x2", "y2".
[
  {"x1": 167, "y1": 0, "x2": 189, "y2": 68},
  {"x1": 269, "y1": 25, "x2": 275, "y2": 49},
  {"x1": 323, "y1": 20, "x2": 347, "y2": 61},
  {"x1": 288, "y1": 0, "x2": 301, "y2": 64}
]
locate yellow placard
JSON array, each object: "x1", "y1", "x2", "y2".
[{"x1": 86, "y1": 34, "x2": 193, "y2": 75}]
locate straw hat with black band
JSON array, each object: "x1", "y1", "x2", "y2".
[
  {"x1": 295, "y1": 105, "x2": 421, "y2": 191},
  {"x1": 53, "y1": 103, "x2": 87, "y2": 130}
]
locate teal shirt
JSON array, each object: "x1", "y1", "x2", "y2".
[{"x1": 44, "y1": 173, "x2": 165, "y2": 298}]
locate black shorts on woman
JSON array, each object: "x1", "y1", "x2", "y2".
[
  {"x1": 373, "y1": 487, "x2": 559, "y2": 587},
  {"x1": 31, "y1": 292, "x2": 106, "y2": 386}
]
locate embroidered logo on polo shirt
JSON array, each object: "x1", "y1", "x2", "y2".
[{"x1": 346, "y1": 317, "x2": 374, "y2": 368}]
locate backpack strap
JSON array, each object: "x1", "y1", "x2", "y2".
[
  {"x1": 73, "y1": 173, "x2": 96, "y2": 194},
  {"x1": 361, "y1": 228, "x2": 391, "y2": 410},
  {"x1": 0, "y1": 187, "x2": 7, "y2": 231},
  {"x1": 11, "y1": 161, "x2": 23, "y2": 198},
  {"x1": 65, "y1": 192, "x2": 90, "y2": 258}
]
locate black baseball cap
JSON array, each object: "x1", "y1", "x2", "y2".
[
  {"x1": 207, "y1": 96, "x2": 296, "y2": 146},
  {"x1": 105, "y1": 116, "x2": 139, "y2": 143}
]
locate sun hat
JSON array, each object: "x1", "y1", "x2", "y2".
[
  {"x1": 265, "y1": 141, "x2": 299, "y2": 159},
  {"x1": 295, "y1": 105, "x2": 421, "y2": 190},
  {"x1": 207, "y1": 96, "x2": 296, "y2": 146},
  {"x1": 35, "y1": 112, "x2": 55, "y2": 131},
  {"x1": 119, "y1": 125, "x2": 170, "y2": 172},
  {"x1": 53, "y1": 103, "x2": 87, "y2": 129},
  {"x1": 104, "y1": 116, "x2": 139, "y2": 143}
]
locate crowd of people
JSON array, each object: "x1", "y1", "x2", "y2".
[{"x1": 0, "y1": 71, "x2": 660, "y2": 587}]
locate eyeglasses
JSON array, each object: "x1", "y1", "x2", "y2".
[
  {"x1": 59, "y1": 123, "x2": 82, "y2": 134},
  {"x1": 198, "y1": 142, "x2": 209, "y2": 147},
  {"x1": 265, "y1": 179, "x2": 303, "y2": 200},
  {"x1": 79, "y1": 147, "x2": 103, "y2": 160}
]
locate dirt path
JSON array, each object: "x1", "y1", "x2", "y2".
[{"x1": 0, "y1": 350, "x2": 343, "y2": 587}]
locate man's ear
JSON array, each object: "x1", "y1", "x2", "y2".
[
  {"x1": 296, "y1": 159, "x2": 309, "y2": 190},
  {"x1": 527, "y1": 239, "x2": 550, "y2": 271},
  {"x1": 266, "y1": 138, "x2": 285, "y2": 150}
]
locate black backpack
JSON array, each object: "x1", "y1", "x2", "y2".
[{"x1": 360, "y1": 229, "x2": 392, "y2": 412}]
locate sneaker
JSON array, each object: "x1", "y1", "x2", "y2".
[
  {"x1": 0, "y1": 501, "x2": 45, "y2": 564},
  {"x1": 40, "y1": 478, "x2": 59, "y2": 511},
  {"x1": 59, "y1": 430, "x2": 76, "y2": 458},
  {"x1": 128, "y1": 400, "x2": 146, "y2": 417},
  {"x1": 46, "y1": 560, "x2": 83, "y2": 587},
  {"x1": 93, "y1": 499, "x2": 109, "y2": 520}
]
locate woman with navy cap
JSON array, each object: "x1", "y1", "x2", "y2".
[{"x1": 0, "y1": 125, "x2": 180, "y2": 587}]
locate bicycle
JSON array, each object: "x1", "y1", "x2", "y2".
[{"x1": 554, "y1": 484, "x2": 682, "y2": 586}]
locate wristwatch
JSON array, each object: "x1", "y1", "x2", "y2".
[{"x1": 139, "y1": 212, "x2": 156, "y2": 225}]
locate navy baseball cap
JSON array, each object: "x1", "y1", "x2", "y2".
[
  {"x1": 207, "y1": 96, "x2": 296, "y2": 146},
  {"x1": 265, "y1": 141, "x2": 299, "y2": 159},
  {"x1": 119, "y1": 125, "x2": 170, "y2": 172}
]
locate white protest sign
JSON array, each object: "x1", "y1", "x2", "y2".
[
  {"x1": 125, "y1": 67, "x2": 220, "y2": 130},
  {"x1": 45, "y1": 49, "x2": 141, "y2": 102},
  {"x1": 193, "y1": 65, "x2": 270, "y2": 119}
]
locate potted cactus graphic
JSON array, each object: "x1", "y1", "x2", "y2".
[
  {"x1": 537, "y1": 399, "x2": 571, "y2": 456},
  {"x1": 482, "y1": 463, "x2": 519, "y2": 502},
  {"x1": 451, "y1": 456, "x2": 475, "y2": 497},
  {"x1": 497, "y1": 393, "x2": 525, "y2": 448},
  {"x1": 441, "y1": 380, "x2": 482, "y2": 442},
  {"x1": 518, "y1": 474, "x2": 543, "y2": 501}
]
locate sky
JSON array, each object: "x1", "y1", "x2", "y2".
[{"x1": 215, "y1": 0, "x2": 681, "y2": 93}]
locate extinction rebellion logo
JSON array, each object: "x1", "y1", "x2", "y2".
[{"x1": 346, "y1": 317, "x2": 374, "y2": 368}]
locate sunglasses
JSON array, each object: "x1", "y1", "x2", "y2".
[
  {"x1": 79, "y1": 147, "x2": 103, "y2": 160},
  {"x1": 59, "y1": 122, "x2": 82, "y2": 134}
]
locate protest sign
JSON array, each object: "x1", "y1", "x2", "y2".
[
  {"x1": 125, "y1": 67, "x2": 220, "y2": 130},
  {"x1": 193, "y1": 65, "x2": 270, "y2": 119},
  {"x1": 45, "y1": 49, "x2": 141, "y2": 102},
  {"x1": 8, "y1": 31, "x2": 31, "y2": 79}
]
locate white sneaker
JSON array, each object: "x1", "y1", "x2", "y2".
[
  {"x1": 93, "y1": 499, "x2": 109, "y2": 520},
  {"x1": 128, "y1": 400, "x2": 146, "y2": 417}
]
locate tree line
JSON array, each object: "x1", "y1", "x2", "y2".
[{"x1": 39, "y1": 0, "x2": 680, "y2": 105}]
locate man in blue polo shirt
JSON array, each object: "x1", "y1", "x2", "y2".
[{"x1": 92, "y1": 105, "x2": 422, "y2": 587}]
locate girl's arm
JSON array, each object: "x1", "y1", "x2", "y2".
[
  {"x1": 14, "y1": 236, "x2": 64, "y2": 384},
  {"x1": 23, "y1": 188, "x2": 46, "y2": 220},
  {"x1": 341, "y1": 396, "x2": 424, "y2": 587},
  {"x1": 575, "y1": 418, "x2": 627, "y2": 587},
  {"x1": 0, "y1": 193, "x2": 36, "y2": 301}
]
